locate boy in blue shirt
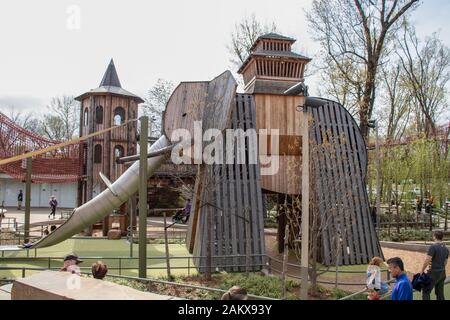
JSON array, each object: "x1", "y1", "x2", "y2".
[{"x1": 387, "y1": 257, "x2": 413, "y2": 300}]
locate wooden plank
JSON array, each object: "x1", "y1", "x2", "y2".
[
  {"x1": 344, "y1": 111, "x2": 379, "y2": 260},
  {"x1": 317, "y1": 105, "x2": 342, "y2": 265},
  {"x1": 332, "y1": 105, "x2": 365, "y2": 263},
  {"x1": 232, "y1": 98, "x2": 244, "y2": 270},
  {"x1": 214, "y1": 164, "x2": 223, "y2": 266},
  {"x1": 330, "y1": 102, "x2": 361, "y2": 265},
  {"x1": 228, "y1": 156, "x2": 238, "y2": 271},
  {"x1": 324, "y1": 103, "x2": 350, "y2": 265},
  {"x1": 241, "y1": 94, "x2": 259, "y2": 269},
  {"x1": 11, "y1": 271, "x2": 177, "y2": 300},
  {"x1": 328, "y1": 102, "x2": 356, "y2": 265},
  {"x1": 338, "y1": 106, "x2": 370, "y2": 262},
  {"x1": 86, "y1": 96, "x2": 95, "y2": 201},
  {"x1": 310, "y1": 107, "x2": 332, "y2": 264},
  {"x1": 247, "y1": 94, "x2": 264, "y2": 268},
  {"x1": 236, "y1": 95, "x2": 249, "y2": 268},
  {"x1": 221, "y1": 161, "x2": 231, "y2": 267}
]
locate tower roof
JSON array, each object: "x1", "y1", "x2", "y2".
[
  {"x1": 100, "y1": 59, "x2": 122, "y2": 88},
  {"x1": 75, "y1": 59, "x2": 144, "y2": 103}
]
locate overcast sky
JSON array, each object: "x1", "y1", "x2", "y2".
[{"x1": 0, "y1": 0, "x2": 449, "y2": 120}]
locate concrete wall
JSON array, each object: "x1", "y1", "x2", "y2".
[{"x1": 0, "y1": 175, "x2": 77, "y2": 208}]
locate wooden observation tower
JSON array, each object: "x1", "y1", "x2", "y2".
[{"x1": 76, "y1": 59, "x2": 143, "y2": 235}]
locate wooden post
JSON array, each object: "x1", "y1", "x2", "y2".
[
  {"x1": 375, "y1": 121, "x2": 381, "y2": 229},
  {"x1": 138, "y1": 116, "x2": 148, "y2": 278},
  {"x1": 129, "y1": 195, "x2": 136, "y2": 257},
  {"x1": 300, "y1": 107, "x2": 309, "y2": 300},
  {"x1": 205, "y1": 203, "x2": 212, "y2": 280},
  {"x1": 281, "y1": 224, "x2": 289, "y2": 299},
  {"x1": 163, "y1": 212, "x2": 172, "y2": 280},
  {"x1": 24, "y1": 158, "x2": 32, "y2": 243},
  {"x1": 445, "y1": 200, "x2": 448, "y2": 231},
  {"x1": 335, "y1": 231, "x2": 340, "y2": 289},
  {"x1": 245, "y1": 208, "x2": 251, "y2": 275}
]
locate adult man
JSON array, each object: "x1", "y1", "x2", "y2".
[
  {"x1": 17, "y1": 190, "x2": 23, "y2": 210},
  {"x1": 387, "y1": 257, "x2": 413, "y2": 300},
  {"x1": 60, "y1": 254, "x2": 83, "y2": 275},
  {"x1": 48, "y1": 195, "x2": 58, "y2": 219},
  {"x1": 421, "y1": 230, "x2": 449, "y2": 300}
]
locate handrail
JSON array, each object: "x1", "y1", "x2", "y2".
[{"x1": 0, "y1": 266, "x2": 277, "y2": 300}]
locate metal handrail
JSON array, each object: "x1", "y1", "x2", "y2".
[{"x1": 0, "y1": 266, "x2": 278, "y2": 300}]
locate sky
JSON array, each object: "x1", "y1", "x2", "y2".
[{"x1": 0, "y1": 0, "x2": 449, "y2": 120}]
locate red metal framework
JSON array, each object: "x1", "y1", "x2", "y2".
[{"x1": 0, "y1": 111, "x2": 81, "y2": 183}]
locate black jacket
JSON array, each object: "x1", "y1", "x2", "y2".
[{"x1": 411, "y1": 273, "x2": 432, "y2": 292}]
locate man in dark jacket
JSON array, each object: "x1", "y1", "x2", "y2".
[
  {"x1": 48, "y1": 196, "x2": 58, "y2": 219},
  {"x1": 421, "y1": 230, "x2": 449, "y2": 300},
  {"x1": 17, "y1": 190, "x2": 23, "y2": 210}
]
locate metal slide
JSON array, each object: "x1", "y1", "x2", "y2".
[{"x1": 29, "y1": 135, "x2": 171, "y2": 249}]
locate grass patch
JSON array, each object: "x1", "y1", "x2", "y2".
[{"x1": 0, "y1": 238, "x2": 195, "y2": 279}]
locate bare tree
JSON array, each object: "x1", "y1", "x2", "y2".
[
  {"x1": 41, "y1": 95, "x2": 80, "y2": 141},
  {"x1": 397, "y1": 25, "x2": 450, "y2": 138},
  {"x1": 307, "y1": 0, "x2": 419, "y2": 139},
  {"x1": 3, "y1": 106, "x2": 41, "y2": 134},
  {"x1": 316, "y1": 57, "x2": 364, "y2": 118},
  {"x1": 227, "y1": 14, "x2": 277, "y2": 69},
  {"x1": 142, "y1": 79, "x2": 175, "y2": 137},
  {"x1": 379, "y1": 63, "x2": 413, "y2": 142}
]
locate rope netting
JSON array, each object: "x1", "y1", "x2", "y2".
[{"x1": 0, "y1": 111, "x2": 81, "y2": 183}]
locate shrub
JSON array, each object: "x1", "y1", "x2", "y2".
[{"x1": 378, "y1": 229, "x2": 433, "y2": 242}]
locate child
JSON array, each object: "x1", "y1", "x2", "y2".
[{"x1": 367, "y1": 256, "x2": 383, "y2": 293}]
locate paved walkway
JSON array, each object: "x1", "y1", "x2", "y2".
[{"x1": 1, "y1": 207, "x2": 69, "y2": 226}]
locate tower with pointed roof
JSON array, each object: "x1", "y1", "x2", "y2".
[{"x1": 76, "y1": 60, "x2": 143, "y2": 234}]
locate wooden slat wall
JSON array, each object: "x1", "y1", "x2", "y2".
[
  {"x1": 193, "y1": 94, "x2": 265, "y2": 272},
  {"x1": 308, "y1": 100, "x2": 383, "y2": 265},
  {"x1": 254, "y1": 94, "x2": 305, "y2": 195}
]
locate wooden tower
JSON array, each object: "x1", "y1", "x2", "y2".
[
  {"x1": 76, "y1": 59, "x2": 143, "y2": 234},
  {"x1": 238, "y1": 33, "x2": 311, "y2": 195}
]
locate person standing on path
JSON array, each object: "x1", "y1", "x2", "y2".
[
  {"x1": 48, "y1": 195, "x2": 58, "y2": 219},
  {"x1": 17, "y1": 190, "x2": 23, "y2": 210},
  {"x1": 421, "y1": 230, "x2": 449, "y2": 300}
]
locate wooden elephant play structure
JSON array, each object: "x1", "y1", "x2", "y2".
[{"x1": 163, "y1": 33, "x2": 383, "y2": 271}]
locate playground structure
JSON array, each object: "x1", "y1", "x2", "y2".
[{"x1": 0, "y1": 33, "x2": 382, "y2": 272}]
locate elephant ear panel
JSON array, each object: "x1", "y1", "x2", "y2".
[{"x1": 163, "y1": 70, "x2": 237, "y2": 142}]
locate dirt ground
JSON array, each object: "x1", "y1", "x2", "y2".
[{"x1": 382, "y1": 247, "x2": 450, "y2": 275}]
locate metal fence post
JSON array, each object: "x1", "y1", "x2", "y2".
[
  {"x1": 188, "y1": 257, "x2": 190, "y2": 277},
  {"x1": 22, "y1": 267, "x2": 25, "y2": 278},
  {"x1": 119, "y1": 258, "x2": 122, "y2": 276}
]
